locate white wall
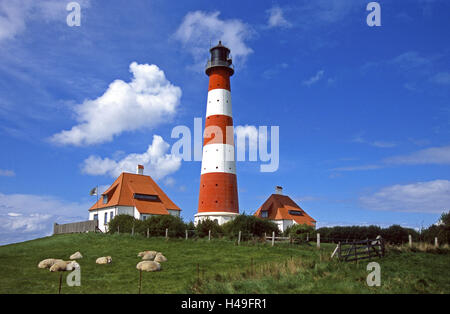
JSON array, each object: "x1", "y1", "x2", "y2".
[
  {"x1": 90, "y1": 206, "x2": 181, "y2": 231},
  {"x1": 89, "y1": 207, "x2": 116, "y2": 233},
  {"x1": 271, "y1": 219, "x2": 295, "y2": 232}
]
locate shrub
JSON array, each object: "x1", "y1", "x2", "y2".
[
  {"x1": 140, "y1": 215, "x2": 187, "y2": 237},
  {"x1": 421, "y1": 211, "x2": 450, "y2": 245},
  {"x1": 381, "y1": 225, "x2": 419, "y2": 245},
  {"x1": 222, "y1": 215, "x2": 279, "y2": 240},
  {"x1": 195, "y1": 218, "x2": 224, "y2": 238},
  {"x1": 107, "y1": 214, "x2": 142, "y2": 234},
  {"x1": 284, "y1": 224, "x2": 315, "y2": 241}
]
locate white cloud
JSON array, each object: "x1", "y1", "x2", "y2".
[
  {"x1": 174, "y1": 11, "x2": 254, "y2": 67},
  {"x1": 267, "y1": 6, "x2": 292, "y2": 28},
  {"x1": 360, "y1": 180, "x2": 450, "y2": 213},
  {"x1": 164, "y1": 177, "x2": 176, "y2": 187},
  {"x1": 51, "y1": 62, "x2": 182, "y2": 146},
  {"x1": 432, "y1": 72, "x2": 450, "y2": 86},
  {"x1": 302, "y1": 70, "x2": 324, "y2": 86},
  {"x1": 0, "y1": 0, "x2": 90, "y2": 42},
  {"x1": 332, "y1": 145, "x2": 450, "y2": 172},
  {"x1": 82, "y1": 135, "x2": 182, "y2": 180},
  {"x1": 0, "y1": 192, "x2": 88, "y2": 245},
  {"x1": 384, "y1": 145, "x2": 450, "y2": 165},
  {"x1": 0, "y1": 169, "x2": 15, "y2": 177},
  {"x1": 332, "y1": 164, "x2": 383, "y2": 172}
]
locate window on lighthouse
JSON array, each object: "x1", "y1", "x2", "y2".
[{"x1": 261, "y1": 211, "x2": 268, "y2": 218}]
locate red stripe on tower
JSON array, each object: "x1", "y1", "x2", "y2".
[{"x1": 195, "y1": 41, "x2": 239, "y2": 225}]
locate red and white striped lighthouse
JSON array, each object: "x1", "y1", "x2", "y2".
[{"x1": 194, "y1": 41, "x2": 239, "y2": 225}]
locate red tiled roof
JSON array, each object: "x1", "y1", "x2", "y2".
[
  {"x1": 89, "y1": 172, "x2": 180, "y2": 215},
  {"x1": 254, "y1": 194, "x2": 316, "y2": 227}
]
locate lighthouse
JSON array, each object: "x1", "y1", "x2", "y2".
[{"x1": 194, "y1": 41, "x2": 239, "y2": 225}]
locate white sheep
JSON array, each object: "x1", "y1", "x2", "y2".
[
  {"x1": 69, "y1": 251, "x2": 83, "y2": 260},
  {"x1": 38, "y1": 258, "x2": 63, "y2": 269},
  {"x1": 49, "y1": 260, "x2": 80, "y2": 272},
  {"x1": 136, "y1": 261, "x2": 161, "y2": 272},
  {"x1": 96, "y1": 256, "x2": 112, "y2": 264},
  {"x1": 154, "y1": 253, "x2": 167, "y2": 263}
]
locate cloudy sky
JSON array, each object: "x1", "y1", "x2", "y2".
[{"x1": 0, "y1": 0, "x2": 449, "y2": 245}]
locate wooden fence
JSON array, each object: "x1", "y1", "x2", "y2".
[
  {"x1": 331, "y1": 236, "x2": 385, "y2": 262},
  {"x1": 53, "y1": 220, "x2": 99, "y2": 235}
]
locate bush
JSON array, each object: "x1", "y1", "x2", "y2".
[
  {"x1": 222, "y1": 215, "x2": 279, "y2": 240},
  {"x1": 284, "y1": 224, "x2": 315, "y2": 241},
  {"x1": 107, "y1": 214, "x2": 142, "y2": 234},
  {"x1": 421, "y1": 211, "x2": 450, "y2": 245},
  {"x1": 195, "y1": 218, "x2": 224, "y2": 238},
  {"x1": 140, "y1": 215, "x2": 187, "y2": 237}
]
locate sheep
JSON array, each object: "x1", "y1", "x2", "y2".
[
  {"x1": 136, "y1": 261, "x2": 161, "y2": 272},
  {"x1": 96, "y1": 256, "x2": 112, "y2": 264},
  {"x1": 69, "y1": 251, "x2": 83, "y2": 260},
  {"x1": 154, "y1": 253, "x2": 167, "y2": 263},
  {"x1": 141, "y1": 252, "x2": 158, "y2": 261},
  {"x1": 137, "y1": 250, "x2": 158, "y2": 258},
  {"x1": 38, "y1": 258, "x2": 63, "y2": 269},
  {"x1": 49, "y1": 260, "x2": 80, "y2": 272}
]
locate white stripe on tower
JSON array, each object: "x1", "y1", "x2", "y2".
[
  {"x1": 201, "y1": 143, "x2": 236, "y2": 175},
  {"x1": 206, "y1": 89, "x2": 232, "y2": 117}
]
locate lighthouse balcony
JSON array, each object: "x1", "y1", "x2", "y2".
[{"x1": 205, "y1": 60, "x2": 234, "y2": 75}]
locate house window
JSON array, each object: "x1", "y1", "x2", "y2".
[
  {"x1": 110, "y1": 212, "x2": 114, "y2": 221},
  {"x1": 93, "y1": 214, "x2": 98, "y2": 221},
  {"x1": 261, "y1": 211, "x2": 268, "y2": 218},
  {"x1": 288, "y1": 210, "x2": 303, "y2": 216},
  {"x1": 103, "y1": 194, "x2": 108, "y2": 204},
  {"x1": 133, "y1": 193, "x2": 159, "y2": 201},
  {"x1": 104, "y1": 213, "x2": 108, "y2": 224}
]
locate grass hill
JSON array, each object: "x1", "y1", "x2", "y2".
[{"x1": 0, "y1": 233, "x2": 448, "y2": 294}]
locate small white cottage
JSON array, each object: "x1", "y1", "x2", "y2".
[{"x1": 89, "y1": 165, "x2": 181, "y2": 232}]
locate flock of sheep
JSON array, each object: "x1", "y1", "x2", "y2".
[{"x1": 37, "y1": 250, "x2": 168, "y2": 273}]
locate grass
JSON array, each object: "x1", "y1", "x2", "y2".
[{"x1": 0, "y1": 233, "x2": 448, "y2": 294}]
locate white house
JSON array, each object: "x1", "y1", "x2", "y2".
[
  {"x1": 253, "y1": 186, "x2": 316, "y2": 232},
  {"x1": 89, "y1": 165, "x2": 181, "y2": 232}
]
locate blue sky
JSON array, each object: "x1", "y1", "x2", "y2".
[{"x1": 0, "y1": 0, "x2": 449, "y2": 245}]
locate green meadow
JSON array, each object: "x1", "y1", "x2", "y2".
[{"x1": 0, "y1": 232, "x2": 448, "y2": 294}]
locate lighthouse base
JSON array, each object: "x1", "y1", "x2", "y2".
[{"x1": 194, "y1": 212, "x2": 239, "y2": 226}]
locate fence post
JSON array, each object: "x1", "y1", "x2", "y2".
[
  {"x1": 238, "y1": 231, "x2": 241, "y2": 246},
  {"x1": 435, "y1": 237, "x2": 438, "y2": 248},
  {"x1": 338, "y1": 242, "x2": 341, "y2": 260},
  {"x1": 208, "y1": 230, "x2": 211, "y2": 241},
  {"x1": 317, "y1": 233, "x2": 320, "y2": 249},
  {"x1": 272, "y1": 231, "x2": 275, "y2": 247},
  {"x1": 165, "y1": 228, "x2": 168, "y2": 239},
  {"x1": 117, "y1": 226, "x2": 120, "y2": 234},
  {"x1": 409, "y1": 234, "x2": 412, "y2": 248},
  {"x1": 306, "y1": 233, "x2": 309, "y2": 242},
  {"x1": 147, "y1": 228, "x2": 149, "y2": 238},
  {"x1": 185, "y1": 229, "x2": 188, "y2": 240},
  {"x1": 132, "y1": 225, "x2": 134, "y2": 236}
]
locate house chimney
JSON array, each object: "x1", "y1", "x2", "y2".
[
  {"x1": 275, "y1": 186, "x2": 283, "y2": 195},
  {"x1": 137, "y1": 165, "x2": 144, "y2": 175}
]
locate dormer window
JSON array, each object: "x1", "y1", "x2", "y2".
[
  {"x1": 102, "y1": 194, "x2": 108, "y2": 204},
  {"x1": 134, "y1": 193, "x2": 159, "y2": 201},
  {"x1": 288, "y1": 210, "x2": 303, "y2": 216},
  {"x1": 261, "y1": 210, "x2": 268, "y2": 218}
]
